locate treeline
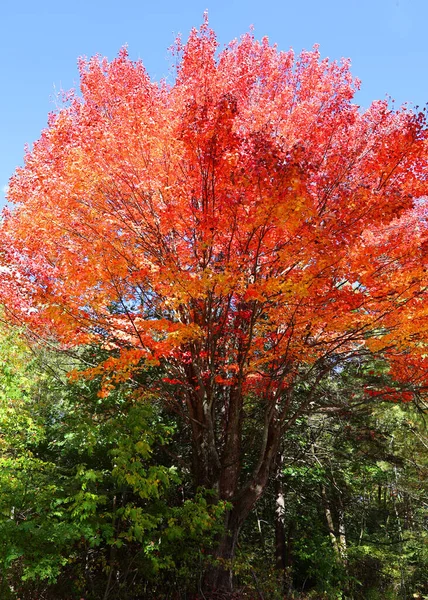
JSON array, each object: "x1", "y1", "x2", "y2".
[{"x1": 0, "y1": 325, "x2": 426, "y2": 600}]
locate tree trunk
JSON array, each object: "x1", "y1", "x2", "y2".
[
  {"x1": 274, "y1": 453, "x2": 287, "y2": 571},
  {"x1": 321, "y1": 484, "x2": 348, "y2": 566},
  {"x1": 321, "y1": 484, "x2": 341, "y2": 559},
  {"x1": 190, "y1": 373, "x2": 320, "y2": 595},
  {"x1": 274, "y1": 450, "x2": 290, "y2": 597},
  {"x1": 203, "y1": 510, "x2": 240, "y2": 598},
  {"x1": 337, "y1": 494, "x2": 348, "y2": 564},
  {"x1": 202, "y1": 428, "x2": 283, "y2": 595},
  {"x1": 285, "y1": 520, "x2": 295, "y2": 569}
]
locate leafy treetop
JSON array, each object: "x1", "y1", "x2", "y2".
[{"x1": 1, "y1": 20, "x2": 427, "y2": 401}]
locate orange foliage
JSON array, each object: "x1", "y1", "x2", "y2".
[{"x1": 1, "y1": 20, "x2": 427, "y2": 401}]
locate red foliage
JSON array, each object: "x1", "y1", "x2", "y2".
[{"x1": 1, "y1": 21, "x2": 427, "y2": 400}]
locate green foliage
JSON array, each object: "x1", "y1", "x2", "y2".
[
  {"x1": 231, "y1": 359, "x2": 428, "y2": 600},
  {"x1": 0, "y1": 330, "x2": 225, "y2": 599},
  {"x1": 0, "y1": 325, "x2": 427, "y2": 599}
]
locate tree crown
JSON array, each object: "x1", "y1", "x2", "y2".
[{"x1": 2, "y1": 20, "x2": 427, "y2": 396}]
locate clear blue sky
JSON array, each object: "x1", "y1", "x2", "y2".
[{"x1": 1, "y1": 0, "x2": 427, "y2": 207}]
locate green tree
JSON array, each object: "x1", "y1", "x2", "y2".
[{"x1": 0, "y1": 328, "x2": 225, "y2": 599}]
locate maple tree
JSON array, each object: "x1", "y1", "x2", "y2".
[{"x1": 1, "y1": 18, "x2": 427, "y2": 592}]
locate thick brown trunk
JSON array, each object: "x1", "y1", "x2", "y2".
[
  {"x1": 185, "y1": 380, "x2": 221, "y2": 492},
  {"x1": 191, "y1": 424, "x2": 221, "y2": 490},
  {"x1": 186, "y1": 359, "x2": 329, "y2": 595},
  {"x1": 202, "y1": 510, "x2": 240, "y2": 595},
  {"x1": 219, "y1": 387, "x2": 243, "y2": 500},
  {"x1": 190, "y1": 375, "x2": 316, "y2": 595},
  {"x1": 202, "y1": 420, "x2": 284, "y2": 595}
]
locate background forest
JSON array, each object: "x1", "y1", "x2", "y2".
[{"x1": 0, "y1": 322, "x2": 427, "y2": 599}]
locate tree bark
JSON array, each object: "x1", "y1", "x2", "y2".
[
  {"x1": 274, "y1": 452, "x2": 287, "y2": 571},
  {"x1": 194, "y1": 370, "x2": 326, "y2": 595},
  {"x1": 202, "y1": 415, "x2": 284, "y2": 595},
  {"x1": 337, "y1": 493, "x2": 348, "y2": 564},
  {"x1": 321, "y1": 484, "x2": 341, "y2": 559},
  {"x1": 203, "y1": 511, "x2": 240, "y2": 594}
]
